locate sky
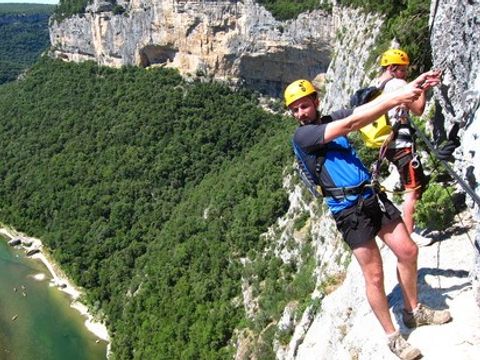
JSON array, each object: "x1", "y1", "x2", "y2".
[{"x1": 0, "y1": 0, "x2": 59, "y2": 4}]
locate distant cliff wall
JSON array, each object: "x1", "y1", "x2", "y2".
[{"x1": 50, "y1": 0, "x2": 334, "y2": 96}]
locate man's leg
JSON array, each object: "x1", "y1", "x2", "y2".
[
  {"x1": 378, "y1": 218, "x2": 418, "y2": 312},
  {"x1": 402, "y1": 189, "x2": 418, "y2": 234},
  {"x1": 352, "y1": 239, "x2": 396, "y2": 334},
  {"x1": 349, "y1": 200, "x2": 423, "y2": 359},
  {"x1": 404, "y1": 187, "x2": 433, "y2": 246},
  {"x1": 378, "y1": 217, "x2": 452, "y2": 329}
]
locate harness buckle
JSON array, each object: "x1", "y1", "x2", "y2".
[
  {"x1": 368, "y1": 180, "x2": 387, "y2": 213},
  {"x1": 376, "y1": 194, "x2": 387, "y2": 213}
]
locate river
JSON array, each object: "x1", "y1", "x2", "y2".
[{"x1": 0, "y1": 236, "x2": 107, "y2": 359}]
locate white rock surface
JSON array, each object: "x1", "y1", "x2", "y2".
[{"x1": 296, "y1": 210, "x2": 480, "y2": 359}]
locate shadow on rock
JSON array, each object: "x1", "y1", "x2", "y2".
[
  {"x1": 425, "y1": 211, "x2": 474, "y2": 244},
  {"x1": 387, "y1": 267, "x2": 470, "y2": 329}
]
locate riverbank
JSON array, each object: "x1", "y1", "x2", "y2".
[{"x1": 0, "y1": 226, "x2": 111, "y2": 346}]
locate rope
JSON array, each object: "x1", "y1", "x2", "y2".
[
  {"x1": 370, "y1": 110, "x2": 411, "y2": 195},
  {"x1": 418, "y1": 132, "x2": 479, "y2": 254},
  {"x1": 370, "y1": 123, "x2": 396, "y2": 185},
  {"x1": 443, "y1": 185, "x2": 478, "y2": 253},
  {"x1": 429, "y1": 0, "x2": 441, "y2": 40},
  {"x1": 380, "y1": 184, "x2": 421, "y2": 195},
  {"x1": 409, "y1": 120, "x2": 480, "y2": 207}
]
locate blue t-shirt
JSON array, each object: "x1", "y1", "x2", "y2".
[{"x1": 293, "y1": 109, "x2": 373, "y2": 213}]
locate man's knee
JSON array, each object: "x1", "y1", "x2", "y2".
[{"x1": 397, "y1": 241, "x2": 418, "y2": 262}]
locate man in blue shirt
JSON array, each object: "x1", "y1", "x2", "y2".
[{"x1": 284, "y1": 72, "x2": 451, "y2": 360}]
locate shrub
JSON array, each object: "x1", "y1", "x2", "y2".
[
  {"x1": 112, "y1": 5, "x2": 125, "y2": 15},
  {"x1": 257, "y1": 0, "x2": 331, "y2": 21},
  {"x1": 53, "y1": 0, "x2": 90, "y2": 22},
  {"x1": 293, "y1": 211, "x2": 309, "y2": 231},
  {"x1": 414, "y1": 183, "x2": 456, "y2": 231}
]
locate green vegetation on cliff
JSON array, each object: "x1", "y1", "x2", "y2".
[
  {"x1": 257, "y1": 0, "x2": 332, "y2": 20},
  {"x1": 0, "y1": 58, "x2": 306, "y2": 358},
  {"x1": 0, "y1": 3, "x2": 53, "y2": 84},
  {"x1": 339, "y1": 0, "x2": 432, "y2": 76},
  {"x1": 54, "y1": 0, "x2": 89, "y2": 22}
]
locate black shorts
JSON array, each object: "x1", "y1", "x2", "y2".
[{"x1": 332, "y1": 193, "x2": 401, "y2": 250}]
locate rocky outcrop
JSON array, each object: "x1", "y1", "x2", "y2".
[
  {"x1": 295, "y1": 208, "x2": 480, "y2": 359},
  {"x1": 50, "y1": 0, "x2": 334, "y2": 96},
  {"x1": 428, "y1": 0, "x2": 480, "y2": 307},
  {"x1": 320, "y1": 8, "x2": 384, "y2": 113}
]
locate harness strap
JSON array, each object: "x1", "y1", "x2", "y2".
[
  {"x1": 396, "y1": 133, "x2": 414, "y2": 142},
  {"x1": 321, "y1": 180, "x2": 371, "y2": 199}
]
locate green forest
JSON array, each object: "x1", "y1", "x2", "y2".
[
  {"x1": 0, "y1": 58, "x2": 313, "y2": 358},
  {"x1": 0, "y1": 3, "x2": 54, "y2": 84}
]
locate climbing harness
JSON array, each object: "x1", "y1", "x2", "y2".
[
  {"x1": 293, "y1": 136, "x2": 373, "y2": 201},
  {"x1": 369, "y1": 109, "x2": 422, "y2": 196}
]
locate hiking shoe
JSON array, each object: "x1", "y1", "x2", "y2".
[
  {"x1": 402, "y1": 303, "x2": 452, "y2": 328},
  {"x1": 387, "y1": 331, "x2": 422, "y2": 360},
  {"x1": 410, "y1": 232, "x2": 434, "y2": 247}
]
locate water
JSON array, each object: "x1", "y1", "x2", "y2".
[{"x1": 0, "y1": 237, "x2": 107, "y2": 360}]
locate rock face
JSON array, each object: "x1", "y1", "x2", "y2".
[
  {"x1": 295, "y1": 209, "x2": 480, "y2": 359},
  {"x1": 428, "y1": 0, "x2": 480, "y2": 308},
  {"x1": 282, "y1": 0, "x2": 480, "y2": 359},
  {"x1": 50, "y1": 0, "x2": 334, "y2": 96}
]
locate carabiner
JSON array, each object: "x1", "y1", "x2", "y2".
[{"x1": 411, "y1": 154, "x2": 420, "y2": 169}]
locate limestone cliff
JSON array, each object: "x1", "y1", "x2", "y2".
[
  {"x1": 50, "y1": 0, "x2": 334, "y2": 96},
  {"x1": 429, "y1": 0, "x2": 480, "y2": 310}
]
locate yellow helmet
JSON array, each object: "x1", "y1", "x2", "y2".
[
  {"x1": 380, "y1": 49, "x2": 410, "y2": 67},
  {"x1": 284, "y1": 79, "x2": 316, "y2": 107}
]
